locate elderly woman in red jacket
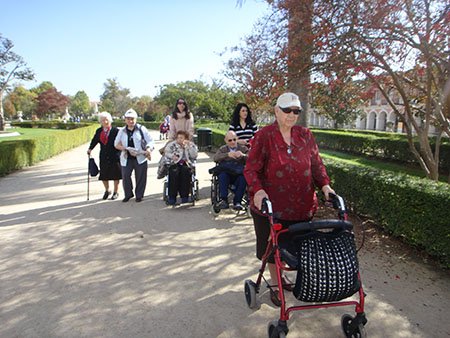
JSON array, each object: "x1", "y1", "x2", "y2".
[{"x1": 244, "y1": 92, "x2": 335, "y2": 307}]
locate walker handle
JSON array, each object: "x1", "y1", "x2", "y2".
[
  {"x1": 289, "y1": 219, "x2": 353, "y2": 233},
  {"x1": 261, "y1": 198, "x2": 273, "y2": 216},
  {"x1": 328, "y1": 193, "x2": 347, "y2": 219}
]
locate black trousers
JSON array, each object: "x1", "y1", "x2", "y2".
[{"x1": 168, "y1": 164, "x2": 191, "y2": 199}]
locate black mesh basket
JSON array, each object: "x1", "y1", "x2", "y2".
[{"x1": 292, "y1": 230, "x2": 360, "y2": 303}]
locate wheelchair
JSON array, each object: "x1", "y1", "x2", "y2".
[
  {"x1": 209, "y1": 165, "x2": 250, "y2": 216},
  {"x1": 162, "y1": 163, "x2": 199, "y2": 206}
]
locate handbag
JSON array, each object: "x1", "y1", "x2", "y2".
[
  {"x1": 292, "y1": 230, "x2": 360, "y2": 302},
  {"x1": 89, "y1": 158, "x2": 99, "y2": 177}
]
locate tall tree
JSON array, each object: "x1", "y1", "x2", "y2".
[
  {"x1": 70, "y1": 90, "x2": 90, "y2": 115},
  {"x1": 99, "y1": 78, "x2": 131, "y2": 117},
  {"x1": 316, "y1": 0, "x2": 450, "y2": 180},
  {"x1": 36, "y1": 87, "x2": 69, "y2": 119},
  {"x1": 5, "y1": 85, "x2": 37, "y2": 119},
  {"x1": 0, "y1": 34, "x2": 34, "y2": 130},
  {"x1": 154, "y1": 79, "x2": 241, "y2": 121}
]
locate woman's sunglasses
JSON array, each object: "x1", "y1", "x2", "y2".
[
  {"x1": 280, "y1": 107, "x2": 301, "y2": 115},
  {"x1": 177, "y1": 101, "x2": 186, "y2": 105}
]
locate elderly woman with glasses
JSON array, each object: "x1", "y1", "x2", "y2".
[
  {"x1": 168, "y1": 97, "x2": 194, "y2": 141},
  {"x1": 87, "y1": 111, "x2": 122, "y2": 200},
  {"x1": 244, "y1": 92, "x2": 335, "y2": 307}
]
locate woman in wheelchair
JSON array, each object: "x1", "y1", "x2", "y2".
[
  {"x1": 164, "y1": 130, "x2": 198, "y2": 205},
  {"x1": 213, "y1": 131, "x2": 248, "y2": 211}
]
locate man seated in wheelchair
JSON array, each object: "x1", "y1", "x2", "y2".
[
  {"x1": 164, "y1": 130, "x2": 198, "y2": 205},
  {"x1": 213, "y1": 131, "x2": 248, "y2": 211}
]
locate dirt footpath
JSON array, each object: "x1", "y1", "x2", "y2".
[{"x1": 0, "y1": 130, "x2": 449, "y2": 338}]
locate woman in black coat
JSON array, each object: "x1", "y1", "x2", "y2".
[{"x1": 87, "y1": 112, "x2": 122, "y2": 200}]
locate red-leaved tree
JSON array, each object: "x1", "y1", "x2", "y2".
[{"x1": 36, "y1": 87, "x2": 69, "y2": 119}]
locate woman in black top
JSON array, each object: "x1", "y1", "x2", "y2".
[
  {"x1": 229, "y1": 103, "x2": 257, "y2": 146},
  {"x1": 87, "y1": 112, "x2": 122, "y2": 200}
]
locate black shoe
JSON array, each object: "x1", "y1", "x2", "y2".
[
  {"x1": 281, "y1": 276, "x2": 294, "y2": 292},
  {"x1": 136, "y1": 197, "x2": 142, "y2": 202},
  {"x1": 122, "y1": 195, "x2": 133, "y2": 202},
  {"x1": 233, "y1": 203, "x2": 244, "y2": 211},
  {"x1": 270, "y1": 289, "x2": 281, "y2": 307},
  {"x1": 218, "y1": 199, "x2": 229, "y2": 209},
  {"x1": 103, "y1": 191, "x2": 111, "y2": 200},
  {"x1": 110, "y1": 192, "x2": 118, "y2": 200}
]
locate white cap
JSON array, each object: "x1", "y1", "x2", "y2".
[
  {"x1": 276, "y1": 92, "x2": 301, "y2": 108},
  {"x1": 124, "y1": 108, "x2": 138, "y2": 119}
]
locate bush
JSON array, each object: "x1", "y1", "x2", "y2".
[
  {"x1": 324, "y1": 158, "x2": 450, "y2": 267},
  {"x1": 0, "y1": 124, "x2": 98, "y2": 176},
  {"x1": 11, "y1": 121, "x2": 94, "y2": 129},
  {"x1": 312, "y1": 129, "x2": 450, "y2": 175}
]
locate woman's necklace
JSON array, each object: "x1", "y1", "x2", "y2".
[{"x1": 287, "y1": 145, "x2": 292, "y2": 155}]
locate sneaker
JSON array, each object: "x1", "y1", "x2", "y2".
[
  {"x1": 181, "y1": 197, "x2": 189, "y2": 204},
  {"x1": 168, "y1": 197, "x2": 176, "y2": 205},
  {"x1": 218, "y1": 199, "x2": 229, "y2": 209},
  {"x1": 233, "y1": 203, "x2": 244, "y2": 211},
  {"x1": 102, "y1": 191, "x2": 111, "y2": 200},
  {"x1": 111, "y1": 192, "x2": 119, "y2": 200}
]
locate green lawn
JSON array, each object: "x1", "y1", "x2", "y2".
[
  {"x1": 0, "y1": 128, "x2": 62, "y2": 142},
  {"x1": 321, "y1": 149, "x2": 448, "y2": 182}
]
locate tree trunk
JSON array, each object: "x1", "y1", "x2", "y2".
[
  {"x1": 0, "y1": 90, "x2": 5, "y2": 131},
  {"x1": 286, "y1": 0, "x2": 313, "y2": 127}
]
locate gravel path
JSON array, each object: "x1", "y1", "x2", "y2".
[{"x1": 0, "y1": 130, "x2": 449, "y2": 338}]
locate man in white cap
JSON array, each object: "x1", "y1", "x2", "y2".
[{"x1": 114, "y1": 109, "x2": 154, "y2": 202}]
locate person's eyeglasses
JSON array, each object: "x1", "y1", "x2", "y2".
[
  {"x1": 227, "y1": 138, "x2": 237, "y2": 142},
  {"x1": 177, "y1": 101, "x2": 185, "y2": 105},
  {"x1": 280, "y1": 107, "x2": 301, "y2": 115}
]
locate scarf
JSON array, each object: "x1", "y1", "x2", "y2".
[{"x1": 100, "y1": 127, "x2": 111, "y2": 145}]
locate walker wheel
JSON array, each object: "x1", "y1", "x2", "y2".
[
  {"x1": 244, "y1": 280, "x2": 258, "y2": 309},
  {"x1": 267, "y1": 321, "x2": 286, "y2": 338},
  {"x1": 341, "y1": 314, "x2": 367, "y2": 338}
]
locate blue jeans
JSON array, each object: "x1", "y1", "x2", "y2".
[{"x1": 218, "y1": 172, "x2": 246, "y2": 204}]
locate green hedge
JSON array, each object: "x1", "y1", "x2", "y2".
[
  {"x1": 324, "y1": 158, "x2": 450, "y2": 267},
  {"x1": 312, "y1": 129, "x2": 450, "y2": 175},
  {"x1": 11, "y1": 121, "x2": 94, "y2": 130},
  {"x1": 0, "y1": 124, "x2": 98, "y2": 176},
  {"x1": 111, "y1": 121, "x2": 161, "y2": 130}
]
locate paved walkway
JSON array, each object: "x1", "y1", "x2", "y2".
[{"x1": 0, "y1": 130, "x2": 449, "y2": 338}]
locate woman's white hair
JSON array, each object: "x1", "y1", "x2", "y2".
[{"x1": 98, "y1": 111, "x2": 112, "y2": 123}]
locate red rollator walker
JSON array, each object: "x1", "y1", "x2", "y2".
[{"x1": 244, "y1": 194, "x2": 368, "y2": 338}]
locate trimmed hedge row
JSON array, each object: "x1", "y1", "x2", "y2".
[
  {"x1": 312, "y1": 129, "x2": 450, "y2": 175},
  {"x1": 0, "y1": 124, "x2": 98, "y2": 176},
  {"x1": 11, "y1": 121, "x2": 93, "y2": 130},
  {"x1": 323, "y1": 158, "x2": 450, "y2": 267}
]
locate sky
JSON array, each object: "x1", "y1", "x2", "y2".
[{"x1": 2, "y1": 0, "x2": 270, "y2": 101}]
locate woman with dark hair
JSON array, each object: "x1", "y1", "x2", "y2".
[
  {"x1": 229, "y1": 103, "x2": 258, "y2": 145},
  {"x1": 168, "y1": 97, "x2": 194, "y2": 141}
]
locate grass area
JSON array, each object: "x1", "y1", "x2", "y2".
[
  {"x1": 321, "y1": 149, "x2": 449, "y2": 182},
  {"x1": 0, "y1": 128, "x2": 62, "y2": 142}
]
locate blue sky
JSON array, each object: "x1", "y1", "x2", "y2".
[{"x1": 2, "y1": 0, "x2": 270, "y2": 101}]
